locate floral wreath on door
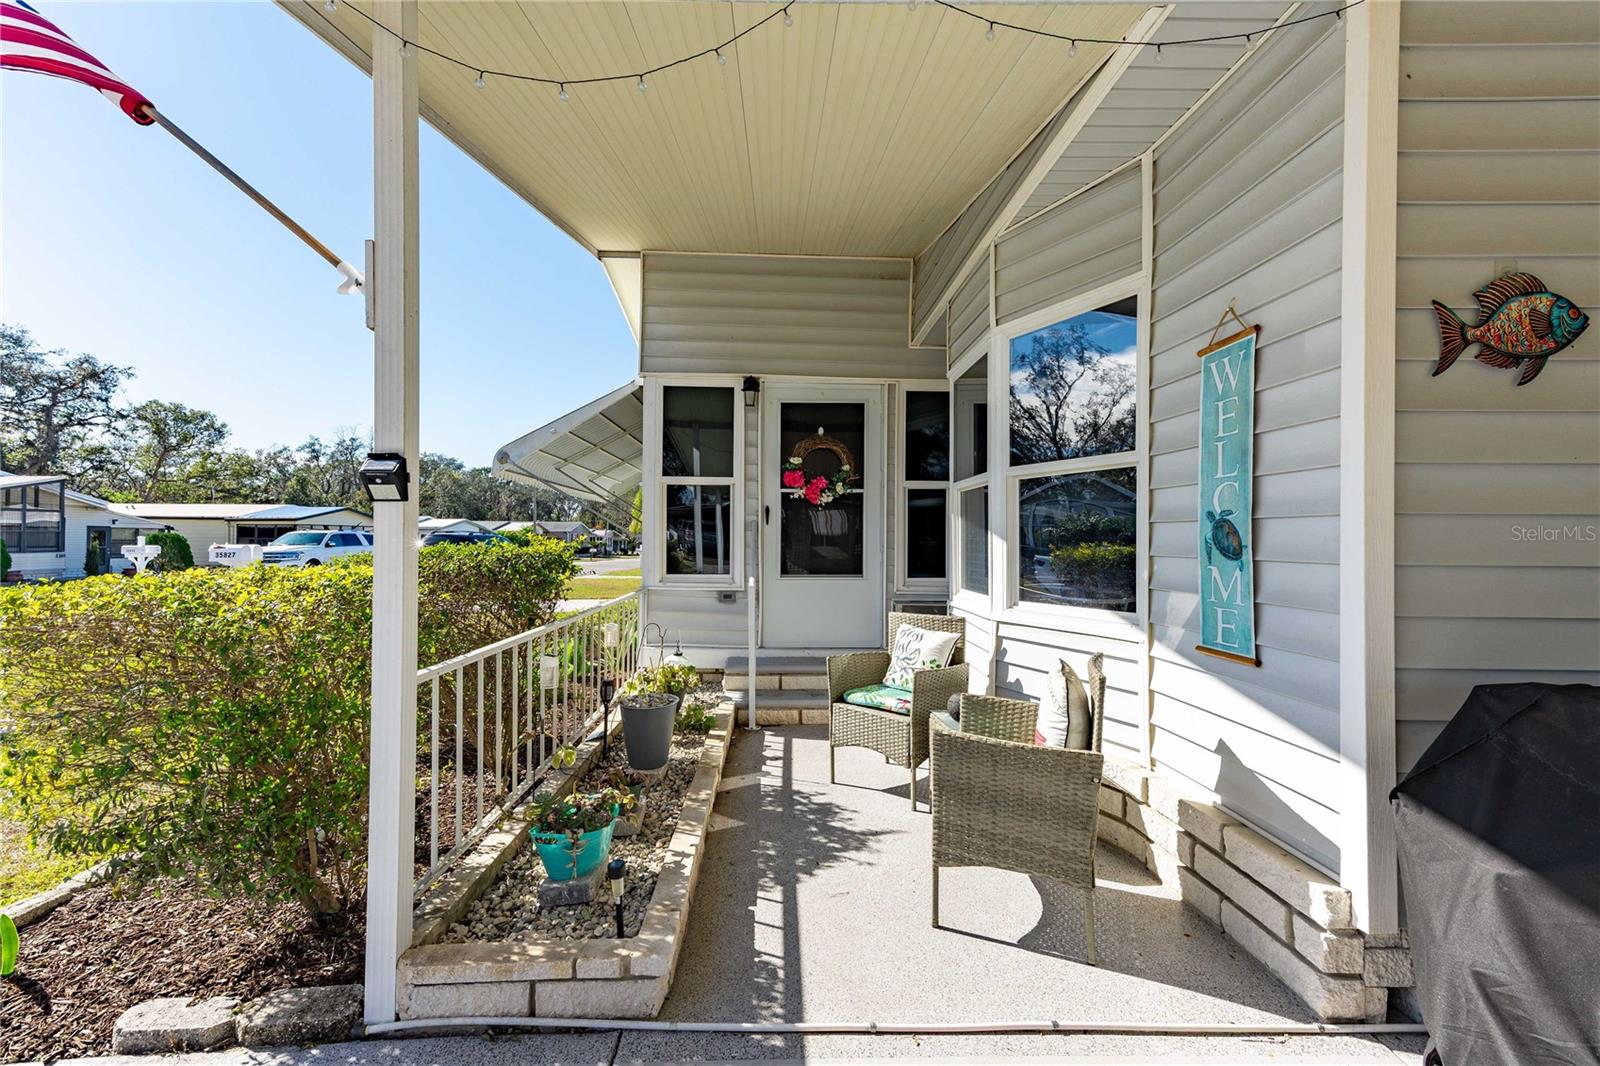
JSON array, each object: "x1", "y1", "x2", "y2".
[{"x1": 782, "y1": 431, "x2": 856, "y2": 506}]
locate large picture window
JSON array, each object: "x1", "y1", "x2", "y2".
[
  {"x1": 658, "y1": 385, "x2": 738, "y2": 580},
  {"x1": 1007, "y1": 293, "x2": 1140, "y2": 617},
  {"x1": 1009, "y1": 296, "x2": 1137, "y2": 467},
  {"x1": 1016, "y1": 468, "x2": 1135, "y2": 610},
  {"x1": 901, "y1": 390, "x2": 948, "y2": 584}
]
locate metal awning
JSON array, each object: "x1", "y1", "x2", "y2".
[{"x1": 493, "y1": 381, "x2": 643, "y2": 519}]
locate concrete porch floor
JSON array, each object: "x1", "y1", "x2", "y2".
[{"x1": 647, "y1": 723, "x2": 1429, "y2": 1061}]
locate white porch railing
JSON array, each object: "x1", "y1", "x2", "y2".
[{"x1": 413, "y1": 591, "x2": 641, "y2": 892}]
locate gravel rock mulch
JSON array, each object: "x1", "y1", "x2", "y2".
[
  {"x1": 442, "y1": 729, "x2": 708, "y2": 943},
  {"x1": 0, "y1": 881, "x2": 362, "y2": 1064}
]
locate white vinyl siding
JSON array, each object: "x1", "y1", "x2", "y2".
[
  {"x1": 994, "y1": 164, "x2": 1142, "y2": 324},
  {"x1": 1018, "y1": 4, "x2": 1292, "y2": 220},
  {"x1": 947, "y1": 258, "x2": 991, "y2": 372},
  {"x1": 911, "y1": 73, "x2": 1104, "y2": 342},
  {"x1": 1146, "y1": 10, "x2": 1346, "y2": 874},
  {"x1": 641, "y1": 253, "x2": 941, "y2": 379},
  {"x1": 1392, "y1": 1, "x2": 1600, "y2": 776}
]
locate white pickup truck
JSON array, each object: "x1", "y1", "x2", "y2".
[{"x1": 258, "y1": 529, "x2": 374, "y2": 567}]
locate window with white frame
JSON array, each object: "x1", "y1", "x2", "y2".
[
  {"x1": 901, "y1": 389, "x2": 949, "y2": 584},
  {"x1": 951, "y1": 356, "x2": 989, "y2": 597},
  {"x1": 1008, "y1": 295, "x2": 1138, "y2": 612},
  {"x1": 660, "y1": 385, "x2": 736, "y2": 578}
]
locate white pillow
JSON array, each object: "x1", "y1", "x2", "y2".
[
  {"x1": 1036, "y1": 659, "x2": 1091, "y2": 749},
  {"x1": 883, "y1": 625, "x2": 960, "y2": 688}
]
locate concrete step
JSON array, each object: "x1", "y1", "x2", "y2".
[{"x1": 725, "y1": 690, "x2": 829, "y2": 710}]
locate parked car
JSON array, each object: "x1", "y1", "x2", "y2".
[
  {"x1": 420, "y1": 531, "x2": 510, "y2": 547},
  {"x1": 262, "y1": 529, "x2": 373, "y2": 567}
]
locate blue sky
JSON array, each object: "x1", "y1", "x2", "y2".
[{"x1": 1, "y1": 1, "x2": 637, "y2": 464}]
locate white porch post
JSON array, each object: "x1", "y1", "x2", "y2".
[
  {"x1": 1338, "y1": 0, "x2": 1400, "y2": 935},
  {"x1": 363, "y1": 0, "x2": 420, "y2": 1026}
]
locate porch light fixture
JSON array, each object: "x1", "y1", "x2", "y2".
[
  {"x1": 607, "y1": 858, "x2": 627, "y2": 938},
  {"x1": 742, "y1": 376, "x2": 760, "y2": 407},
  {"x1": 358, "y1": 452, "x2": 410, "y2": 503}
]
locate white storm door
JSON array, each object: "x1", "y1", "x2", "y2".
[{"x1": 760, "y1": 383, "x2": 884, "y2": 648}]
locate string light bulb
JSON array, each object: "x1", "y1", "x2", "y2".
[
  {"x1": 783, "y1": 7, "x2": 793, "y2": 27},
  {"x1": 1068, "y1": 39, "x2": 1078, "y2": 58},
  {"x1": 474, "y1": 71, "x2": 486, "y2": 89},
  {"x1": 636, "y1": 74, "x2": 648, "y2": 93},
  {"x1": 715, "y1": 48, "x2": 726, "y2": 65},
  {"x1": 986, "y1": 22, "x2": 996, "y2": 42},
  {"x1": 323, "y1": 0, "x2": 335, "y2": 12},
  {"x1": 1153, "y1": 44, "x2": 1163, "y2": 63},
  {"x1": 558, "y1": 83, "x2": 569, "y2": 101}
]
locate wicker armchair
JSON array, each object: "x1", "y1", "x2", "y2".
[
  {"x1": 929, "y1": 693, "x2": 1105, "y2": 963},
  {"x1": 828, "y1": 613, "x2": 968, "y2": 811}
]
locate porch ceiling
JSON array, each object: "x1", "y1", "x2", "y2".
[{"x1": 281, "y1": 1, "x2": 1147, "y2": 257}]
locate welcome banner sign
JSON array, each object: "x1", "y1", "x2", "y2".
[{"x1": 1196, "y1": 325, "x2": 1259, "y2": 666}]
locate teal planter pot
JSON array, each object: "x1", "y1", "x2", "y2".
[{"x1": 531, "y1": 812, "x2": 618, "y2": 882}]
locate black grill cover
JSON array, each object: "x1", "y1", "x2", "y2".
[{"x1": 1391, "y1": 683, "x2": 1600, "y2": 1066}]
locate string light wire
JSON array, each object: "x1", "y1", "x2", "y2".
[{"x1": 317, "y1": 0, "x2": 1364, "y2": 94}]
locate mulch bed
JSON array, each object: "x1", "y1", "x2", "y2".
[{"x1": 0, "y1": 882, "x2": 362, "y2": 1063}]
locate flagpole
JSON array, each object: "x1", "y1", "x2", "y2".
[{"x1": 138, "y1": 103, "x2": 363, "y2": 291}]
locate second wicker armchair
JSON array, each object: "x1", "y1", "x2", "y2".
[{"x1": 827, "y1": 613, "x2": 968, "y2": 811}]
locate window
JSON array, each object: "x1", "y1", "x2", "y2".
[
  {"x1": 1007, "y1": 294, "x2": 1140, "y2": 616},
  {"x1": 1009, "y1": 296, "x2": 1137, "y2": 468},
  {"x1": 659, "y1": 385, "x2": 738, "y2": 581},
  {"x1": 953, "y1": 356, "x2": 988, "y2": 482},
  {"x1": 663, "y1": 386, "x2": 734, "y2": 477},
  {"x1": 665, "y1": 485, "x2": 732, "y2": 576},
  {"x1": 1, "y1": 483, "x2": 64, "y2": 555},
  {"x1": 1017, "y1": 468, "x2": 1135, "y2": 610},
  {"x1": 331, "y1": 532, "x2": 365, "y2": 547},
  {"x1": 901, "y1": 390, "x2": 949, "y2": 583},
  {"x1": 958, "y1": 486, "x2": 988, "y2": 596}
]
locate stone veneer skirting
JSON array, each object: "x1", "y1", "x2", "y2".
[
  {"x1": 1096, "y1": 758, "x2": 1413, "y2": 1023},
  {"x1": 397, "y1": 707, "x2": 734, "y2": 1020}
]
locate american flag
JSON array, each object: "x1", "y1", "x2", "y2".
[{"x1": 1, "y1": 0, "x2": 153, "y2": 124}]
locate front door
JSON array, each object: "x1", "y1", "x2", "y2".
[{"x1": 761, "y1": 383, "x2": 884, "y2": 648}]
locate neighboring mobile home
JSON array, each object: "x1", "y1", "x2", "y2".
[
  {"x1": 0, "y1": 473, "x2": 167, "y2": 579},
  {"x1": 283, "y1": 0, "x2": 1600, "y2": 1026},
  {"x1": 108, "y1": 502, "x2": 372, "y2": 558}
]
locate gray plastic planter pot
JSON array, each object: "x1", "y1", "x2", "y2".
[{"x1": 619, "y1": 691, "x2": 678, "y2": 771}]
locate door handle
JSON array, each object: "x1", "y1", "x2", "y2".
[{"x1": 764, "y1": 505, "x2": 770, "y2": 525}]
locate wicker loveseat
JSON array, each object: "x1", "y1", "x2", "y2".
[
  {"x1": 827, "y1": 612, "x2": 968, "y2": 810},
  {"x1": 929, "y1": 681, "x2": 1106, "y2": 963}
]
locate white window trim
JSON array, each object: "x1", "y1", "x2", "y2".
[
  {"x1": 643, "y1": 375, "x2": 745, "y2": 590},
  {"x1": 994, "y1": 275, "x2": 1149, "y2": 628},
  {"x1": 948, "y1": 348, "x2": 992, "y2": 614},
  {"x1": 895, "y1": 381, "x2": 951, "y2": 595}
]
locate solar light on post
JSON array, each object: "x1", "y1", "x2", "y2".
[{"x1": 607, "y1": 857, "x2": 627, "y2": 938}]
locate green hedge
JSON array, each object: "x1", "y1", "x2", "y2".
[{"x1": 0, "y1": 538, "x2": 577, "y2": 914}]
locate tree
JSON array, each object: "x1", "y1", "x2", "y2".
[
  {"x1": 0, "y1": 325, "x2": 129, "y2": 477},
  {"x1": 1008, "y1": 323, "x2": 1136, "y2": 466},
  {"x1": 101, "y1": 400, "x2": 232, "y2": 500}
]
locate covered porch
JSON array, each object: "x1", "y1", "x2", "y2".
[{"x1": 273, "y1": 0, "x2": 1599, "y2": 1045}]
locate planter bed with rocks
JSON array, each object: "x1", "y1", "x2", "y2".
[{"x1": 397, "y1": 704, "x2": 733, "y2": 1021}]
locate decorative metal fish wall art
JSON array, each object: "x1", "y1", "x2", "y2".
[{"x1": 1431, "y1": 273, "x2": 1588, "y2": 386}]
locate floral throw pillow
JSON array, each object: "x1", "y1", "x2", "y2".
[{"x1": 883, "y1": 625, "x2": 960, "y2": 689}]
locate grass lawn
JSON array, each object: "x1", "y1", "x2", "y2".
[
  {"x1": 0, "y1": 816, "x2": 96, "y2": 907},
  {"x1": 566, "y1": 574, "x2": 642, "y2": 600}
]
